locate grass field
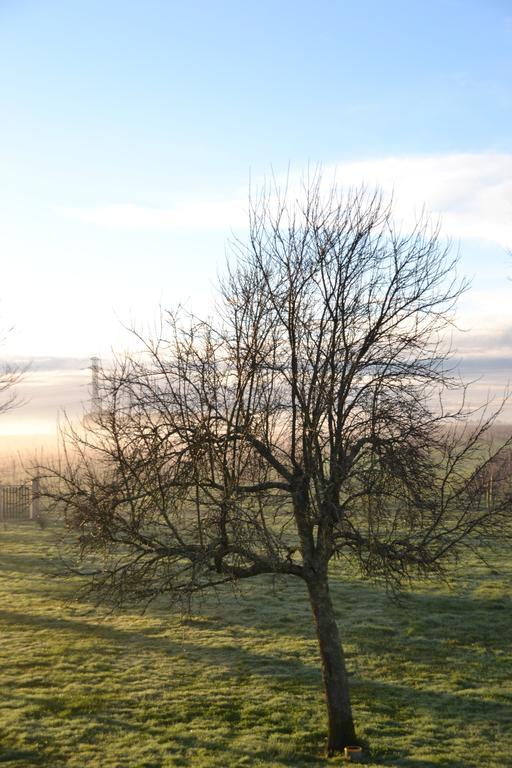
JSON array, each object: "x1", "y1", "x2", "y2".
[{"x1": 0, "y1": 522, "x2": 510, "y2": 767}]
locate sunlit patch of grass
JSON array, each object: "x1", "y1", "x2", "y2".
[{"x1": 0, "y1": 521, "x2": 511, "y2": 766}]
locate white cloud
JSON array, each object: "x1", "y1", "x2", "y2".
[
  {"x1": 58, "y1": 153, "x2": 512, "y2": 247},
  {"x1": 328, "y1": 153, "x2": 512, "y2": 247},
  {"x1": 58, "y1": 198, "x2": 248, "y2": 232}
]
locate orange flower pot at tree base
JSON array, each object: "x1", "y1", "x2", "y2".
[{"x1": 343, "y1": 746, "x2": 364, "y2": 762}]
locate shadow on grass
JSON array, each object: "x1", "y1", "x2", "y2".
[
  {"x1": 0, "y1": 741, "x2": 66, "y2": 767},
  {"x1": 0, "y1": 749, "x2": 44, "y2": 765},
  {"x1": 358, "y1": 677, "x2": 511, "y2": 750},
  {"x1": 150, "y1": 729, "x2": 323, "y2": 767},
  {"x1": 2, "y1": 525, "x2": 510, "y2": 768},
  {"x1": 1, "y1": 602, "x2": 510, "y2": 768},
  {"x1": 0, "y1": 607, "x2": 319, "y2": 686},
  {"x1": 0, "y1": 554, "x2": 58, "y2": 577}
]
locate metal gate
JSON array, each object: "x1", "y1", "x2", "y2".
[{"x1": 0, "y1": 484, "x2": 32, "y2": 522}]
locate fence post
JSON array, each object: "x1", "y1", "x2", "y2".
[
  {"x1": 0, "y1": 486, "x2": 4, "y2": 529},
  {"x1": 31, "y1": 478, "x2": 41, "y2": 521}
]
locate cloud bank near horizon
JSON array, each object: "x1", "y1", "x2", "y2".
[
  {"x1": 1, "y1": 345, "x2": 511, "y2": 438},
  {"x1": 59, "y1": 152, "x2": 512, "y2": 248},
  {"x1": 2, "y1": 356, "x2": 92, "y2": 373}
]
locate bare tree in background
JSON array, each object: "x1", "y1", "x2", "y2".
[
  {"x1": 0, "y1": 328, "x2": 24, "y2": 416},
  {"x1": 41, "y1": 180, "x2": 511, "y2": 755}
]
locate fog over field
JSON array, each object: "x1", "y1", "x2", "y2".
[{"x1": 2, "y1": 342, "x2": 511, "y2": 444}]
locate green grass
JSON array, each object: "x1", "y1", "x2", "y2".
[{"x1": 0, "y1": 522, "x2": 511, "y2": 767}]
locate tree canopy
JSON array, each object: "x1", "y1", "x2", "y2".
[{"x1": 41, "y1": 180, "x2": 512, "y2": 755}]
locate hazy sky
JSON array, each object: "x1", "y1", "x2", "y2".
[{"x1": 0, "y1": 0, "x2": 511, "y2": 437}]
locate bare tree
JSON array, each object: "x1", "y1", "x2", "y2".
[
  {"x1": 41, "y1": 181, "x2": 511, "y2": 755},
  {"x1": 0, "y1": 366, "x2": 24, "y2": 417},
  {"x1": 0, "y1": 326, "x2": 25, "y2": 417}
]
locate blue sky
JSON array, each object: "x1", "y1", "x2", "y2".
[{"x1": 0, "y1": 0, "x2": 511, "y2": 436}]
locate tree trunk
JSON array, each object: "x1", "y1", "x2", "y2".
[{"x1": 306, "y1": 571, "x2": 357, "y2": 756}]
